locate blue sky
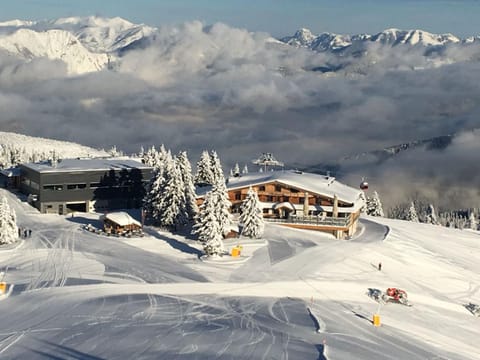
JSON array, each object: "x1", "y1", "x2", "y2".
[{"x1": 1, "y1": 0, "x2": 479, "y2": 37}]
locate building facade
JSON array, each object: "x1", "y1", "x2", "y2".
[
  {"x1": 19, "y1": 158, "x2": 153, "y2": 214},
  {"x1": 198, "y1": 170, "x2": 365, "y2": 239}
]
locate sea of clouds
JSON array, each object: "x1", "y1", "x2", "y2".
[{"x1": 1, "y1": 21, "x2": 480, "y2": 209}]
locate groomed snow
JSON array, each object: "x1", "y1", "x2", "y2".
[{"x1": 0, "y1": 188, "x2": 479, "y2": 359}]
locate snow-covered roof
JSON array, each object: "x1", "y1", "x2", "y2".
[
  {"x1": 102, "y1": 212, "x2": 141, "y2": 227},
  {"x1": 224, "y1": 170, "x2": 363, "y2": 204},
  {"x1": 21, "y1": 157, "x2": 152, "y2": 173},
  {"x1": 0, "y1": 167, "x2": 21, "y2": 177}
]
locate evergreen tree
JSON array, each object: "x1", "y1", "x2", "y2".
[
  {"x1": 0, "y1": 196, "x2": 18, "y2": 245},
  {"x1": 143, "y1": 147, "x2": 171, "y2": 222},
  {"x1": 232, "y1": 163, "x2": 240, "y2": 177},
  {"x1": 209, "y1": 150, "x2": 224, "y2": 185},
  {"x1": 192, "y1": 190, "x2": 225, "y2": 256},
  {"x1": 144, "y1": 145, "x2": 156, "y2": 166},
  {"x1": 242, "y1": 164, "x2": 249, "y2": 174},
  {"x1": 211, "y1": 174, "x2": 232, "y2": 237},
  {"x1": 469, "y1": 210, "x2": 478, "y2": 230},
  {"x1": 239, "y1": 187, "x2": 264, "y2": 238},
  {"x1": 176, "y1": 151, "x2": 198, "y2": 222},
  {"x1": 157, "y1": 156, "x2": 186, "y2": 229},
  {"x1": 194, "y1": 150, "x2": 214, "y2": 186},
  {"x1": 366, "y1": 191, "x2": 384, "y2": 217},
  {"x1": 405, "y1": 202, "x2": 419, "y2": 222},
  {"x1": 425, "y1": 204, "x2": 439, "y2": 225}
]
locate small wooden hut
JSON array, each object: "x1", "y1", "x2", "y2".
[{"x1": 102, "y1": 212, "x2": 142, "y2": 235}]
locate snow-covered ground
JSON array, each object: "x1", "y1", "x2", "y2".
[{"x1": 0, "y1": 188, "x2": 479, "y2": 359}]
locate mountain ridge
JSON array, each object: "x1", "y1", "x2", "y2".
[{"x1": 1, "y1": 16, "x2": 479, "y2": 76}]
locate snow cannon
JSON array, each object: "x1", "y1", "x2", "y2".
[{"x1": 382, "y1": 288, "x2": 411, "y2": 306}]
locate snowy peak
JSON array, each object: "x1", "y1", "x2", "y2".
[
  {"x1": 0, "y1": 16, "x2": 156, "y2": 75},
  {"x1": 284, "y1": 28, "x2": 316, "y2": 47},
  {"x1": 46, "y1": 16, "x2": 156, "y2": 53},
  {"x1": 371, "y1": 28, "x2": 460, "y2": 47},
  {"x1": 0, "y1": 28, "x2": 108, "y2": 74},
  {"x1": 282, "y1": 27, "x2": 462, "y2": 53}
]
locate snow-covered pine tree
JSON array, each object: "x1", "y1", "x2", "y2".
[
  {"x1": 0, "y1": 196, "x2": 18, "y2": 245},
  {"x1": 211, "y1": 172, "x2": 232, "y2": 238},
  {"x1": 194, "y1": 150, "x2": 214, "y2": 186},
  {"x1": 176, "y1": 151, "x2": 198, "y2": 222},
  {"x1": 192, "y1": 189, "x2": 225, "y2": 256},
  {"x1": 156, "y1": 155, "x2": 186, "y2": 229},
  {"x1": 209, "y1": 150, "x2": 224, "y2": 185},
  {"x1": 242, "y1": 164, "x2": 249, "y2": 174},
  {"x1": 143, "y1": 147, "x2": 171, "y2": 222},
  {"x1": 425, "y1": 204, "x2": 439, "y2": 225},
  {"x1": 366, "y1": 191, "x2": 384, "y2": 217},
  {"x1": 405, "y1": 201, "x2": 419, "y2": 222},
  {"x1": 469, "y1": 210, "x2": 478, "y2": 230},
  {"x1": 141, "y1": 145, "x2": 155, "y2": 166},
  {"x1": 232, "y1": 163, "x2": 240, "y2": 177},
  {"x1": 144, "y1": 165, "x2": 165, "y2": 222},
  {"x1": 239, "y1": 187, "x2": 264, "y2": 238},
  {"x1": 107, "y1": 145, "x2": 123, "y2": 157}
]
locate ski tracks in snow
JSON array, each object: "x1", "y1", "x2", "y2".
[{"x1": 26, "y1": 225, "x2": 76, "y2": 291}]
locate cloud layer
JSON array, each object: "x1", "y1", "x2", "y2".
[{"x1": 1, "y1": 21, "x2": 480, "y2": 209}]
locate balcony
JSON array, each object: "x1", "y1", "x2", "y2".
[{"x1": 265, "y1": 214, "x2": 352, "y2": 228}]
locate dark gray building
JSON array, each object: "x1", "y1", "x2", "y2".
[{"x1": 19, "y1": 158, "x2": 153, "y2": 214}]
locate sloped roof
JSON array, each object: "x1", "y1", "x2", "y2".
[
  {"x1": 224, "y1": 170, "x2": 363, "y2": 204},
  {"x1": 102, "y1": 212, "x2": 141, "y2": 227}
]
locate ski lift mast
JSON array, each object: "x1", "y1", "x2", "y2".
[{"x1": 252, "y1": 153, "x2": 284, "y2": 172}]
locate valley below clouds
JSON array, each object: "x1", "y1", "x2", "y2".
[{"x1": 1, "y1": 18, "x2": 480, "y2": 209}]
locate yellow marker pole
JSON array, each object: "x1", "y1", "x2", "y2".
[{"x1": 373, "y1": 302, "x2": 382, "y2": 327}]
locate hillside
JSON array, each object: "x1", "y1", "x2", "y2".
[
  {"x1": 0, "y1": 186, "x2": 478, "y2": 359},
  {"x1": 0, "y1": 131, "x2": 108, "y2": 167}
]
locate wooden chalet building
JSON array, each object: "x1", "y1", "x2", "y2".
[{"x1": 197, "y1": 170, "x2": 365, "y2": 239}]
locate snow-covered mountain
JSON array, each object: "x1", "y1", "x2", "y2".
[
  {"x1": 281, "y1": 27, "x2": 461, "y2": 53},
  {"x1": 40, "y1": 16, "x2": 156, "y2": 53},
  {"x1": 0, "y1": 16, "x2": 155, "y2": 74},
  {"x1": 0, "y1": 16, "x2": 478, "y2": 76},
  {"x1": 0, "y1": 28, "x2": 108, "y2": 74}
]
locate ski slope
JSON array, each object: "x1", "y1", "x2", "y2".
[{"x1": 0, "y1": 188, "x2": 479, "y2": 359}]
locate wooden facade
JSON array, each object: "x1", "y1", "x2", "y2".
[{"x1": 196, "y1": 173, "x2": 364, "y2": 239}]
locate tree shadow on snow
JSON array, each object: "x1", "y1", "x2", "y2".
[
  {"x1": 66, "y1": 215, "x2": 102, "y2": 228},
  {"x1": 315, "y1": 344, "x2": 328, "y2": 360},
  {"x1": 143, "y1": 227, "x2": 203, "y2": 258},
  {"x1": 25, "y1": 338, "x2": 105, "y2": 360}
]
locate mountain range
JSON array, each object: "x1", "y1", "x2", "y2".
[{"x1": 1, "y1": 16, "x2": 479, "y2": 75}]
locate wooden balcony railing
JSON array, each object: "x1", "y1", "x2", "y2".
[{"x1": 265, "y1": 214, "x2": 352, "y2": 228}]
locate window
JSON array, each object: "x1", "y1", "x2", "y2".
[
  {"x1": 283, "y1": 196, "x2": 289, "y2": 202},
  {"x1": 266, "y1": 196, "x2": 273, "y2": 202},
  {"x1": 67, "y1": 183, "x2": 87, "y2": 190},
  {"x1": 43, "y1": 184, "x2": 63, "y2": 191},
  {"x1": 89, "y1": 182, "x2": 102, "y2": 189},
  {"x1": 275, "y1": 185, "x2": 282, "y2": 192},
  {"x1": 259, "y1": 185, "x2": 266, "y2": 191},
  {"x1": 290, "y1": 188, "x2": 299, "y2": 193},
  {"x1": 30, "y1": 180, "x2": 39, "y2": 190},
  {"x1": 235, "y1": 192, "x2": 241, "y2": 200}
]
